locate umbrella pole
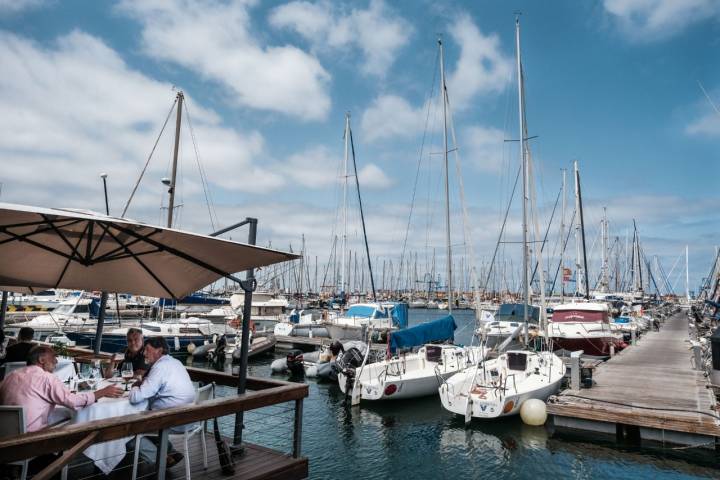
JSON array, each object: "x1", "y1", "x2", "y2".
[
  {"x1": 0, "y1": 290, "x2": 7, "y2": 338},
  {"x1": 93, "y1": 292, "x2": 108, "y2": 355},
  {"x1": 233, "y1": 218, "x2": 257, "y2": 452}
]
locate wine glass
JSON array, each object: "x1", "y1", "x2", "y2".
[
  {"x1": 121, "y1": 363, "x2": 134, "y2": 391},
  {"x1": 86, "y1": 368, "x2": 98, "y2": 391}
]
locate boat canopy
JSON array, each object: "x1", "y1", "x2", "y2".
[
  {"x1": 346, "y1": 305, "x2": 379, "y2": 318},
  {"x1": 390, "y1": 302, "x2": 409, "y2": 329},
  {"x1": 389, "y1": 315, "x2": 456, "y2": 353}
]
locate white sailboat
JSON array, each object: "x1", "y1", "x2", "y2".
[
  {"x1": 439, "y1": 17, "x2": 564, "y2": 421},
  {"x1": 337, "y1": 39, "x2": 487, "y2": 404}
]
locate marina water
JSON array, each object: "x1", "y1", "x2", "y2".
[{"x1": 194, "y1": 309, "x2": 719, "y2": 480}]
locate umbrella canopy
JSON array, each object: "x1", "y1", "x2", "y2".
[{"x1": 0, "y1": 203, "x2": 298, "y2": 299}]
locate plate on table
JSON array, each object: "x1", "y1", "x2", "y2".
[{"x1": 107, "y1": 377, "x2": 125, "y2": 383}]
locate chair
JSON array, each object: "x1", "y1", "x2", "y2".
[
  {"x1": 2, "y1": 361, "x2": 27, "y2": 379},
  {"x1": 131, "y1": 382, "x2": 215, "y2": 480},
  {"x1": 0, "y1": 406, "x2": 68, "y2": 480}
]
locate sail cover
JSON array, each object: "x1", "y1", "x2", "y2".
[{"x1": 389, "y1": 315, "x2": 456, "y2": 353}]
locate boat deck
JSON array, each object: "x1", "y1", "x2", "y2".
[{"x1": 548, "y1": 312, "x2": 720, "y2": 447}]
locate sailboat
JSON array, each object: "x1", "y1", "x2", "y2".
[
  {"x1": 337, "y1": 39, "x2": 487, "y2": 403},
  {"x1": 439, "y1": 17, "x2": 565, "y2": 420},
  {"x1": 322, "y1": 113, "x2": 407, "y2": 341},
  {"x1": 548, "y1": 161, "x2": 623, "y2": 357}
]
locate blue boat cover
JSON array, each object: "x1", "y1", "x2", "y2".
[
  {"x1": 390, "y1": 302, "x2": 409, "y2": 329},
  {"x1": 389, "y1": 315, "x2": 456, "y2": 353},
  {"x1": 346, "y1": 305, "x2": 377, "y2": 318},
  {"x1": 704, "y1": 300, "x2": 720, "y2": 310},
  {"x1": 613, "y1": 316, "x2": 631, "y2": 324}
]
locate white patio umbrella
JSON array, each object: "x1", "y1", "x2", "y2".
[{"x1": 0, "y1": 202, "x2": 298, "y2": 298}]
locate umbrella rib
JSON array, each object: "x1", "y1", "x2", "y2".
[
  {"x1": 40, "y1": 214, "x2": 85, "y2": 262},
  {"x1": 102, "y1": 226, "x2": 177, "y2": 299},
  {"x1": 110, "y1": 223, "x2": 236, "y2": 280},
  {"x1": 91, "y1": 225, "x2": 162, "y2": 263},
  {"x1": 0, "y1": 219, "x2": 84, "y2": 248},
  {"x1": 88, "y1": 221, "x2": 116, "y2": 259},
  {"x1": 0, "y1": 226, "x2": 80, "y2": 262},
  {"x1": 94, "y1": 249, "x2": 163, "y2": 263},
  {"x1": 54, "y1": 222, "x2": 92, "y2": 288}
]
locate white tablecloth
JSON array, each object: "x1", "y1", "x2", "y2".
[
  {"x1": 69, "y1": 381, "x2": 148, "y2": 474},
  {"x1": 53, "y1": 359, "x2": 75, "y2": 382}
]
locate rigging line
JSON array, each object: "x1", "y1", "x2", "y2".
[
  {"x1": 184, "y1": 101, "x2": 220, "y2": 232},
  {"x1": 122, "y1": 96, "x2": 178, "y2": 218},
  {"x1": 698, "y1": 80, "x2": 720, "y2": 116},
  {"x1": 529, "y1": 183, "x2": 561, "y2": 288},
  {"x1": 483, "y1": 163, "x2": 522, "y2": 291}
]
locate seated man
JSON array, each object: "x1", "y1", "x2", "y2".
[
  {"x1": 0, "y1": 345, "x2": 123, "y2": 432},
  {"x1": 105, "y1": 328, "x2": 149, "y2": 378},
  {"x1": 128, "y1": 337, "x2": 196, "y2": 467},
  {"x1": 1, "y1": 327, "x2": 35, "y2": 365}
]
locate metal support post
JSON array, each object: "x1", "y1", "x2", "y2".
[
  {"x1": 293, "y1": 398, "x2": 304, "y2": 458},
  {"x1": 233, "y1": 218, "x2": 258, "y2": 452},
  {"x1": 93, "y1": 292, "x2": 108, "y2": 355}
]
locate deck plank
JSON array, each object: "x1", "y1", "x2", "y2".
[{"x1": 548, "y1": 312, "x2": 720, "y2": 441}]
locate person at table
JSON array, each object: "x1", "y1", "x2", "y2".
[
  {"x1": 0, "y1": 345, "x2": 123, "y2": 432},
  {"x1": 1, "y1": 327, "x2": 35, "y2": 365},
  {"x1": 104, "y1": 327, "x2": 149, "y2": 378},
  {"x1": 128, "y1": 337, "x2": 195, "y2": 467}
]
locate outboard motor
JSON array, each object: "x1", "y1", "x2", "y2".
[
  {"x1": 286, "y1": 349, "x2": 305, "y2": 376},
  {"x1": 329, "y1": 340, "x2": 344, "y2": 357}
]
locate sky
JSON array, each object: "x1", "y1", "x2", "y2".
[{"x1": 0, "y1": 0, "x2": 718, "y2": 295}]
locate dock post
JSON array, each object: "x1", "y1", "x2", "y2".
[
  {"x1": 609, "y1": 343, "x2": 615, "y2": 357},
  {"x1": 293, "y1": 398, "x2": 304, "y2": 458},
  {"x1": 570, "y1": 350, "x2": 583, "y2": 390},
  {"x1": 631, "y1": 328, "x2": 636, "y2": 346},
  {"x1": 692, "y1": 344, "x2": 703, "y2": 371}
]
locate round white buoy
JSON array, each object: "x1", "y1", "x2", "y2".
[
  {"x1": 270, "y1": 358, "x2": 288, "y2": 374},
  {"x1": 520, "y1": 399, "x2": 547, "y2": 426},
  {"x1": 186, "y1": 342, "x2": 196, "y2": 354},
  {"x1": 305, "y1": 365, "x2": 318, "y2": 377}
]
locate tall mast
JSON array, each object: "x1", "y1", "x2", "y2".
[
  {"x1": 439, "y1": 38, "x2": 453, "y2": 314},
  {"x1": 515, "y1": 17, "x2": 529, "y2": 343},
  {"x1": 600, "y1": 207, "x2": 609, "y2": 293},
  {"x1": 560, "y1": 168, "x2": 566, "y2": 301},
  {"x1": 686, "y1": 245, "x2": 690, "y2": 301},
  {"x1": 575, "y1": 162, "x2": 590, "y2": 300},
  {"x1": 167, "y1": 91, "x2": 184, "y2": 228},
  {"x1": 573, "y1": 160, "x2": 582, "y2": 297},
  {"x1": 341, "y1": 113, "x2": 350, "y2": 302}
]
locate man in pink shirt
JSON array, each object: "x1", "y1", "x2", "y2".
[{"x1": 0, "y1": 345, "x2": 123, "y2": 432}]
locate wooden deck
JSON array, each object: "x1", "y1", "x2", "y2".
[{"x1": 548, "y1": 312, "x2": 720, "y2": 447}]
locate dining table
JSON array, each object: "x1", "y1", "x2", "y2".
[{"x1": 54, "y1": 378, "x2": 149, "y2": 474}]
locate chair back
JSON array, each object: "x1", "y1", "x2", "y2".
[
  {"x1": 195, "y1": 382, "x2": 214, "y2": 404},
  {"x1": 3, "y1": 361, "x2": 27, "y2": 379},
  {"x1": 0, "y1": 406, "x2": 25, "y2": 439}
]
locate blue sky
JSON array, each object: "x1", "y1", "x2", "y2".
[{"x1": 0, "y1": 0, "x2": 718, "y2": 294}]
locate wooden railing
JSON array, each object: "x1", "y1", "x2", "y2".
[{"x1": 0, "y1": 368, "x2": 308, "y2": 480}]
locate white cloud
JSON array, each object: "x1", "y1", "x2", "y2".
[
  {"x1": 359, "y1": 14, "x2": 511, "y2": 143},
  {"x1": 461, "y1": 126, "x2": 505, "y2": 173},
  {"x1": 603, "y1": 0, "x2": 720, "y2": 41},
  {"x1": 0, "y1": 0, "x2": 46, "y2": 16},
  {"x1": 269, "y1": 0, "x2": 411, "y2": 77},
  {"x1": 447, "y1": 14, "x2": 513, "y2": 107},
  {"x1": 360, "y1": 94, "x2": 426, "y2": 142},
  {"x1": 282, "y1": 145, "x2": 339, "y2": 188},
  {"x1": 117, "y1": 0, "x2": 331, "y2": 121},
  {"x1": 0, "y1": 29, "x2": 285, "y2": 224},
  {"x1": 358, "y1": 163, "x2": 393, "y2": 189}
]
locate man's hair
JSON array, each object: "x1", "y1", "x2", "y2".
[
  {"x1": 27, "y1": 345, "x2": 54, "y2": 365},
  {"x1": 144, "y1": 336, "x2": 169, "y2": 354},
  {"x1": 18, "y1": 327, "x2": 34, "y2": 341},
  {"x1": 126, "y1": 328, "x2": 143, "y2": 338}
]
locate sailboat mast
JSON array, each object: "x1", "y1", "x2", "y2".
[
  {"x1": 167, "y1": 91, "x2": 184, "y2": 228},
  {"x1": 575, "y1": 162, "x2": 590, "y2": 300},
  {"x1": 439, "y1": 38, "x2": 453, "y2": 314},
  {"x1": 515, "y1": 17, "x2": 529, "y2": 343},
  {"x1": 600, "y1": 207, "x2": 609, "y2": 292},
  {"x1": 686, "y1": 245, "x2": 690, "y2": 301},
  {"x1": 341, "y1": 113, "x2": 350, "y2": 302},
  {"x1": 560, "y1": 168, "x2": 566, "y2": 301}
]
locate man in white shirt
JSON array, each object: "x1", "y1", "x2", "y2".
[{"x1": 128, "y1": 337, "x2": 196, "y2": 468}]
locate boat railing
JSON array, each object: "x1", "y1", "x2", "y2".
[{"x1": 0, "y1": 364, "x2": 308, "y2": 480}]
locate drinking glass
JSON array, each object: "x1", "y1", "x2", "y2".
[{"x1": 121, "y1": 363, "x2": 134, "y2": 391}]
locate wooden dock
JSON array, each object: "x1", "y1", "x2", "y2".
[{"x1": 548, "y1": 312, "x2": 720, "y2": 448}]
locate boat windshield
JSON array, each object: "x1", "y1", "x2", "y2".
[{"x1": 53, "y1": 304, "x2": 75, "y2": 314}]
